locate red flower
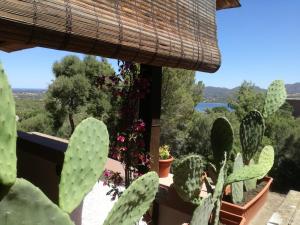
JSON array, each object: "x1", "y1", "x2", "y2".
[{"x1": 117, "y1": 135, "x2": 125, "y2": 143}]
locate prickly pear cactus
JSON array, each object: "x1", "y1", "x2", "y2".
[
  {"x1": 211, "y1": 117, "x2": 233, "y2": 168},
  {"x1": 212, "y1": 154, "x2": 227, "y2": 225},
  {"x1": 0, "y1": 63, "x2": 17, "y2": 185},
  {"x1": 226, "y1": 146, "x2": 274, "y2": 185},
  {"x1": 240, "y1": 110, "x2": 265, "y2": 164},
  {"x1": 103, "y1": 172, "x2": 159, "y2": 225},
  {"x1": 263, "y1": 80, "x2": 287, "y2": 118},
  {"x1": 0, "y1": 178, "x2": 74, "y2": 225},
  {"x1": 232, "y1": 153, "x2": 244, "y2": 204},
  {"x1": 213, "y1": 153, "x2": 227, "y2": 201},
  {"x1": 190, "y1": 195, "x2": 214, "y2": 225},
  {"x1": 173, "y1": 155, "x2": 204, "y2": 204},
  {"x1": 244, "y1": 159, "x2": 257, "y2": 192},
  {"x1": 59, "y1": 118, "x2": 109, "y2": 213}
]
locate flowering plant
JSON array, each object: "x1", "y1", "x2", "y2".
[
  {"x1": 99, "y1": 61, "x2": 151, "y2": 194},
  {"x1": 159, "y1": 145, "x2": 171, "y2": 160}
]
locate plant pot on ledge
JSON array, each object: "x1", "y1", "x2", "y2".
[
  {"x1": 221, "y1": 177, "x2": 273, "y2": 225},
  {"x1": 159, "y1": 157, "x2": 174, "y2": 178},
  {"x1": 159, "y1": 145, "x2": 174, "y2": 178}
]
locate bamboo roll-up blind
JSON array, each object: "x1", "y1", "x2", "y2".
[{"x1": 0, "y1": 0, "x2": 229, "y2": 72}]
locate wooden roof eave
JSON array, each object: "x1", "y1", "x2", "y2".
[{"x1": 216, "y1": 0, "x2": 241, "y2": 10}]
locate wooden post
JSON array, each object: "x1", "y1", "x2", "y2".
[{"x1": 139, "y1": 64, "x2": 162, "y2": 174}]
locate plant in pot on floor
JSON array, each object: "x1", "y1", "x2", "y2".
[
  {"x1": 159, "y1": 145, "x2": 174, "y2": 178},
  {"x1": 217, "y1": 81, "x2": 286, "y2": 222},
  {"x1": 171, "y1": 117, "x2": 275, "y2": 224}
]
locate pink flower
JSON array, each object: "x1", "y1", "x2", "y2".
[{"x1": 117, "y1": 135, "x2": 125, "y2": 143}]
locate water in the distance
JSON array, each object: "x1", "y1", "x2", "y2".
[{"x1": 196, "y1": 102, "x2": 232, "y2": 112}]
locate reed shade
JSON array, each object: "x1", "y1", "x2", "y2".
[
  {"x1": 0, "y1": 0, "x2": 236, "y2": 72},
  {"x1": 217, "y1": 0, "x2": 240, "y2": 10}
]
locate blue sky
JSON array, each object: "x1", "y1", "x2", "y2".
[{"x1": 0, "y1": 0, "x2": 299, "y2": 89}]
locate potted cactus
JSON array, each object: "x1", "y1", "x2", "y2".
[
  {"x1": 159, "y1": 145, "x2": 174, "y2": 178},
  {"x1": 220, "y1": 80, "x2": 287, "y2": 224},
  {"x1": 0, "y1": 63, "x2": 159, "y2": 225}
]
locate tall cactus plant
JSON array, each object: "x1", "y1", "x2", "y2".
[{"x1": 0, "y1": 63, "x2": 159, "y2": 225}]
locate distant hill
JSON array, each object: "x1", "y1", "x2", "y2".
[
  {"x1": 285, "y1": 83, "x2": 300, "y2": 94},
  {"x1": 12, "y1": 88, "x2": 46, "y2": 99},
  {"x1": 204, "y1": 83, "x2": 300, "y2": 102}
]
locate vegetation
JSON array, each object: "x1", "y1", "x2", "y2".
[
  {"x1": 14, "y1": 55, "x2": 300, "y2": 192},
  {"x1": 0, "y1": 65, "x2": 159, "y2": 225}
]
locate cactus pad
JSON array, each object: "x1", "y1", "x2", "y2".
[
  {"x1": 232, "y1": 153, "x2": 244, "y2": 204},
  {"x1": 213, "y1": 153, "x2": 227, "y2": 201},
  {"x1": 0, "y1": 63, "x2": 17, "y2": 185},
  {"x1": 0, "y1": 178, "x2": 74, "y2": 225},
  {"x1": 59, "y1": 118, "x2": 109, "y2": 213},
  {"x1": 103, "y1": 172, "x2": 159, "y2": 225},
  {"x1": 226, "y1": 146, "x2": 274, "y2": 184},
  {"x1": 211, "y1": 117, "x2": 233, "y2": 168},
  {"x1": 173, "y1": 155, "x2": 204, "y2": 204},
  {"x1": 263, "y1": 80, "x2": 287, "y2": 118},
  {"x1": 190, "y1": 195, "x2": 214, "y2": 225},
  {"x1": 244, "y1": 159, "x2": 257, "y2": 191},
  {"x1": 240, "y1": 110, "x2": 265, "y2": 164}
]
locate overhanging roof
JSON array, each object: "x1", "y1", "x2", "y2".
[
  {"x1": 0, "y1": 0, "x2": 240, "y2": 72},
  {"x1": 217, "y1": 0, "x2": 241, "y2": 10}
]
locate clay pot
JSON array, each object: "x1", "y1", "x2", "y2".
[
  {"x1": 221, "y1": 177, "x2": 273, "y2": 225},
  {"x1": 159, "y1": 157, "x2": 174, "y2": 178}
]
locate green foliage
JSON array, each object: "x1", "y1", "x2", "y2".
[
  {"x1": 0, "y1": 179, "x2": 74, "y2": 225},
  {"x1": 46, "y1": 55, "x2": 115, "y2": 137},
  {"x1": 173, "y1": 155, "x2": 204, "y2": 204},
  {"x1": 160, "y1": 68, "x2": 204, "y2": 155},
  {"x1": 103, "y1": 172, "x2": 159, "y2": 225},
  {"x1": 211, "y1": 117, "x2": 233, "y2": 168},
  {"x1": 263, "y1": 80, "x2": 287, "y2": 118},
  {"x1": 240, "y1": 110, "x2": 265, "y2": 164},
  {"x1": 159, "y1": 145, "x2": 171, "y2": 160},
  {"x1": 226, "y1": 146, "x2": 274, "y2": 184},
  {"x1": 232, "y1": 153, "x2": 244, "y2": 204},
  {"x1": 59, "y1": 118, "x2": 109, "y2": 213},
  {"x1": 0, "y1": 63, "x2": 16, "y2": 185},
  {"x1": 229, "y1": 81, "x2": 265, "y2": 121}
]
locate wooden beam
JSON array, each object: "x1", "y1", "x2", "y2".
[{"x1": 139, "y1": 65, "x2": 162, "y2": 174}]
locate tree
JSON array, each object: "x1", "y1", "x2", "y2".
[
  {"x1": 45, "y1": 56, "x2": 90, "y2": 135},
  {"x1": 46, "y1": 74, "x2": 90, "y2": 135},
  {"x1": 160, "y1": 67, "x2": 204, "y2": 156},
  {"x1": 228, "y1": 81, "x2": 265, "y2": 121}
]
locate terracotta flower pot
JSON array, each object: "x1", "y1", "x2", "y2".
[
  {"x1": 159, "y1": 157, "x2": 174, "y2": 178},
  {"x1": 221, "y1": 177, "x2": 273, "y2": 225},
  {"x1": 220, "y1": 210, "x2": 246, "y2": 225}
]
